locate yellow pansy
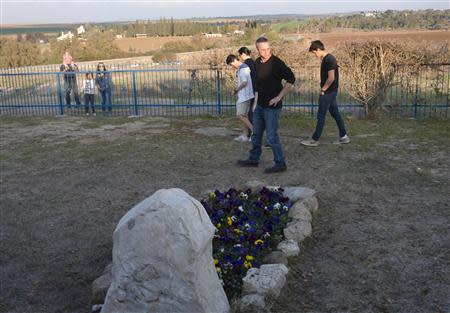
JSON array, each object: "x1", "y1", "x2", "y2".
[{"x1": 245, "y1": 255, "x2": 254, "y2": 261}]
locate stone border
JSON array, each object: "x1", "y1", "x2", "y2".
[
  {"x1": 91, "y1": 184, "x2": 318, "y2": 313},
  {"x1": 236, "y1": 184, "x2": 318, "y2": 312}
]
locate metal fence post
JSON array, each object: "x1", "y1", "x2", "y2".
[
  {"x1": 216, "y1": 69, "x2": 222, "y2": 115},
  {"x1": 132, "y1": 71, "x2": 139, "y2": 116},
  {"x1": 56, "y1": 73, "x2": 64, "y2": 116},
  {"x1": 413, "y1": 74, "x2": 419, "y2": 118}
]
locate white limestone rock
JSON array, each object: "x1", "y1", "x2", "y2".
[
  {"x1": 300, "y1": 196, "x2": 319, "y2": 214},
  {"x1": 288, "y1": 201, "x2": 312, "y2": 222},
  {"x1": 283, "y1": 220, "x2": 312, "y2": 243},
  {"x1": 242, "y1": 264, "x2": 289, "y2": 297},
  {"x1": 239, "y1": 293, "x2": 272, "y2": 313},
  {"x1": 283, "y1": 187, "x2": 316, "y2": 202},
  {"x1": 277, "y1": 240, "x2": 300, "y2": 257}
]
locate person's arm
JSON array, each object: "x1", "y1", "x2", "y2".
[
  {"x1": 269, "y1": 59, "x2": 296, "y2": 106},
  {"x1": 234, "y1": 68, "x2": 249, "y2": 95},
  {"x1": 268, "y1": 83, "x2": 293, "y2": 106},
  {"x1": 253, "y1": 92, "x2": 258, "y2": 112},
  {"x1": 320, "y1": 70, "x2": 335, "y2": 94},
  {"x1": 234, "y1": 81, "x2": 248, "y2": 95}
]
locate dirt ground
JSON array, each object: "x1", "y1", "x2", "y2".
[{"x1": 0, "y1": 115, "x2": 449, "y2": 313}]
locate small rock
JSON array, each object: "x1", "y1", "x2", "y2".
[
  {"x1": 284, "y1": 220, "x2": 312, "y2": 243},
  {"x1": 244, "y1": 180, "x2": 266, "y2": 191},
  {"x1": 283, "y1": 187, "x2": 316, "y2": 202},
  {"x1": 301, "y1": 196, "x2": 319, "y2": 213},
  {"x1": 277, "y1": 240, "x2": 300, "y2": 257},
  {"x1": 91, "y1": 304, "x2": 102, "y2": 313},
  {"x1": 239, "y1": 294, "x2": 270, "y2": 313},
  {"x1": 92, "y1": 263, "x2": 112, "y2": 305},
  {"x1": 262, "y1": 250, "x2": 288, "y2": 265},
  {"x1": 288, "y1": 201, "x2": 312, "y2": 222},
  {"x1": 242, "y1": 264, "x2": 289, "y2": 297}
]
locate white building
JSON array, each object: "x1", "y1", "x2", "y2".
[
  {"x1": 77, "y1": 25, "x2": 85, "y2": 35},
  {"x1": 203, "y1": 33, "x2": 222, "y2": 38},
  {"x1": 57, "y1": 31, "x2": 74, "y2": 41}
]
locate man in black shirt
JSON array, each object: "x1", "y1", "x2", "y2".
[
  {"x1": 238, "y1": 37, "x2": 296, "y2": 173},
  {"x1": 301, "y1": 40, "x2": 349, "y2": 146}
]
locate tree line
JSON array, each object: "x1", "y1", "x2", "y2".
[{"x1": 293, "y1": 10, "x2": 450, "y2": 33}]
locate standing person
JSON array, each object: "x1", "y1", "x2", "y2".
[
  {"x1": 95, "y1": 62, "x2": 112, "y2": 113},
  {"x1": 238, "y1": 47, "x2": 257, "y2": 139},
  {"x1": 301, "y1": 40, "x2": 350, "y2": 146},
  {"x1": 237, "y1": 37, "x2": 295, "y2": 173},
  {"x1": 226, "y1": 54, "x2": 254, "y2": 142},
  {"x1": 83, "y1": 72, "x2": 96, "y2": 116},
  {"x1": 60, "y1": 51, "x2": 81, "y2": 108}
]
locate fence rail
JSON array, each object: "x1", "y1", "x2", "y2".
[{"x1": 0, "y1": 63, "x2": 448, "y2": 118}]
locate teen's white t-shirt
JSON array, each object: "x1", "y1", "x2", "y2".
[{"x1": 236, "y1": 63, "x2": 254, "y2": 104}]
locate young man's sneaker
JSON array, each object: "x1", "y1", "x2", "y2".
[
  {"x1": 301, "y1": 139, "x2": 319, "y2": 147},
  {"x1": 264, "y1": 163, "x2": 287, "y2": 173},
  {"x1": 334, "y1": 135, "x2": 350, "y2": 144},
  {"x1": 234, "y1": 135, "x2": 249, "y2": 142},
  {"x1": 237, "y1": 159, "x2": 259, "y2": 167}
]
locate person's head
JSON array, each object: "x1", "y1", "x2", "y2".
[
  {"x1": 225, "y1": 54, "x2": 241, "y2": 69},
  {"x1": 238, "y1": 47, "x2": 251, "y2": 61},
  {"x1": 255, "y1": 37, "x2": 271, "y2": 61},
  {"x1": 63, "y1": 51, "x2": 73, "y2": 65},
  {"x1": 97, "y1": 62, "x2": 106, "y2": 71},
  {"x1": 86, "y1": 72, "x2": 93, "y2": 80},
  {"x1": 309, "y1": 40, "x2": 326, "y2": 58}
]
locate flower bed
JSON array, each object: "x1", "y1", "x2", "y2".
[{"x1": 201, "y1": 187, "x2": 293, "y2": 300}]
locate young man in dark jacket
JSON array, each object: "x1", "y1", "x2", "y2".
[
  {"x1": 301, "y1": 40, "x2": 350, "y2": 146},
  {"x1": 238, "y1": 37, "x2": 296, "y2": 173}
]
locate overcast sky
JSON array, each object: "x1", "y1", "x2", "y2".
[{"x1": 1, "y1": 0, "x2": 449, "y2": 24}]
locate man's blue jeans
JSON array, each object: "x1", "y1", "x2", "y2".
[
  {"x1": 249, "y1": 105, "x2": 285, "y2": 165},
  {"x1": 312, "y1": 91, "x2": 347, "y2": 141}
]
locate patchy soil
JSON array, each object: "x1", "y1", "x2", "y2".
[{"x1": 0, "y1": 115, "x2": 449, "y2": 313}]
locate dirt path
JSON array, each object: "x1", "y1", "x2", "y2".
[{"x1": 0, "y1": 116, "x2": 449, "y2": 313}]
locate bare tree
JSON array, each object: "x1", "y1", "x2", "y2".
[{"x1": 335, "y1": 40, "x2": 448, "y2": 117}]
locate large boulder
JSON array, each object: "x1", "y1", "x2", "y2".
[{"x1": 101, "y1": 188, "x2": 230, "y2": 313}]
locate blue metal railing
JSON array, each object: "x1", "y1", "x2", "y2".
[{"x1": 0, "y1": 63, "x2": 448, "y2": 118}]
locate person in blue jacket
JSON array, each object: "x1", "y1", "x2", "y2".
[{"x1": 95, "y1": 62, "x2": 112, "y2": 112}]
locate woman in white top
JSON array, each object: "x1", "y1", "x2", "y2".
[{"x1": 83, "y1": 72, "x2": 96, "y2": 116}]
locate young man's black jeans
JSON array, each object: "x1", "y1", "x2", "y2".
[{"x1": 312, "y1": 91, "x2": 347, "y2": 141}]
